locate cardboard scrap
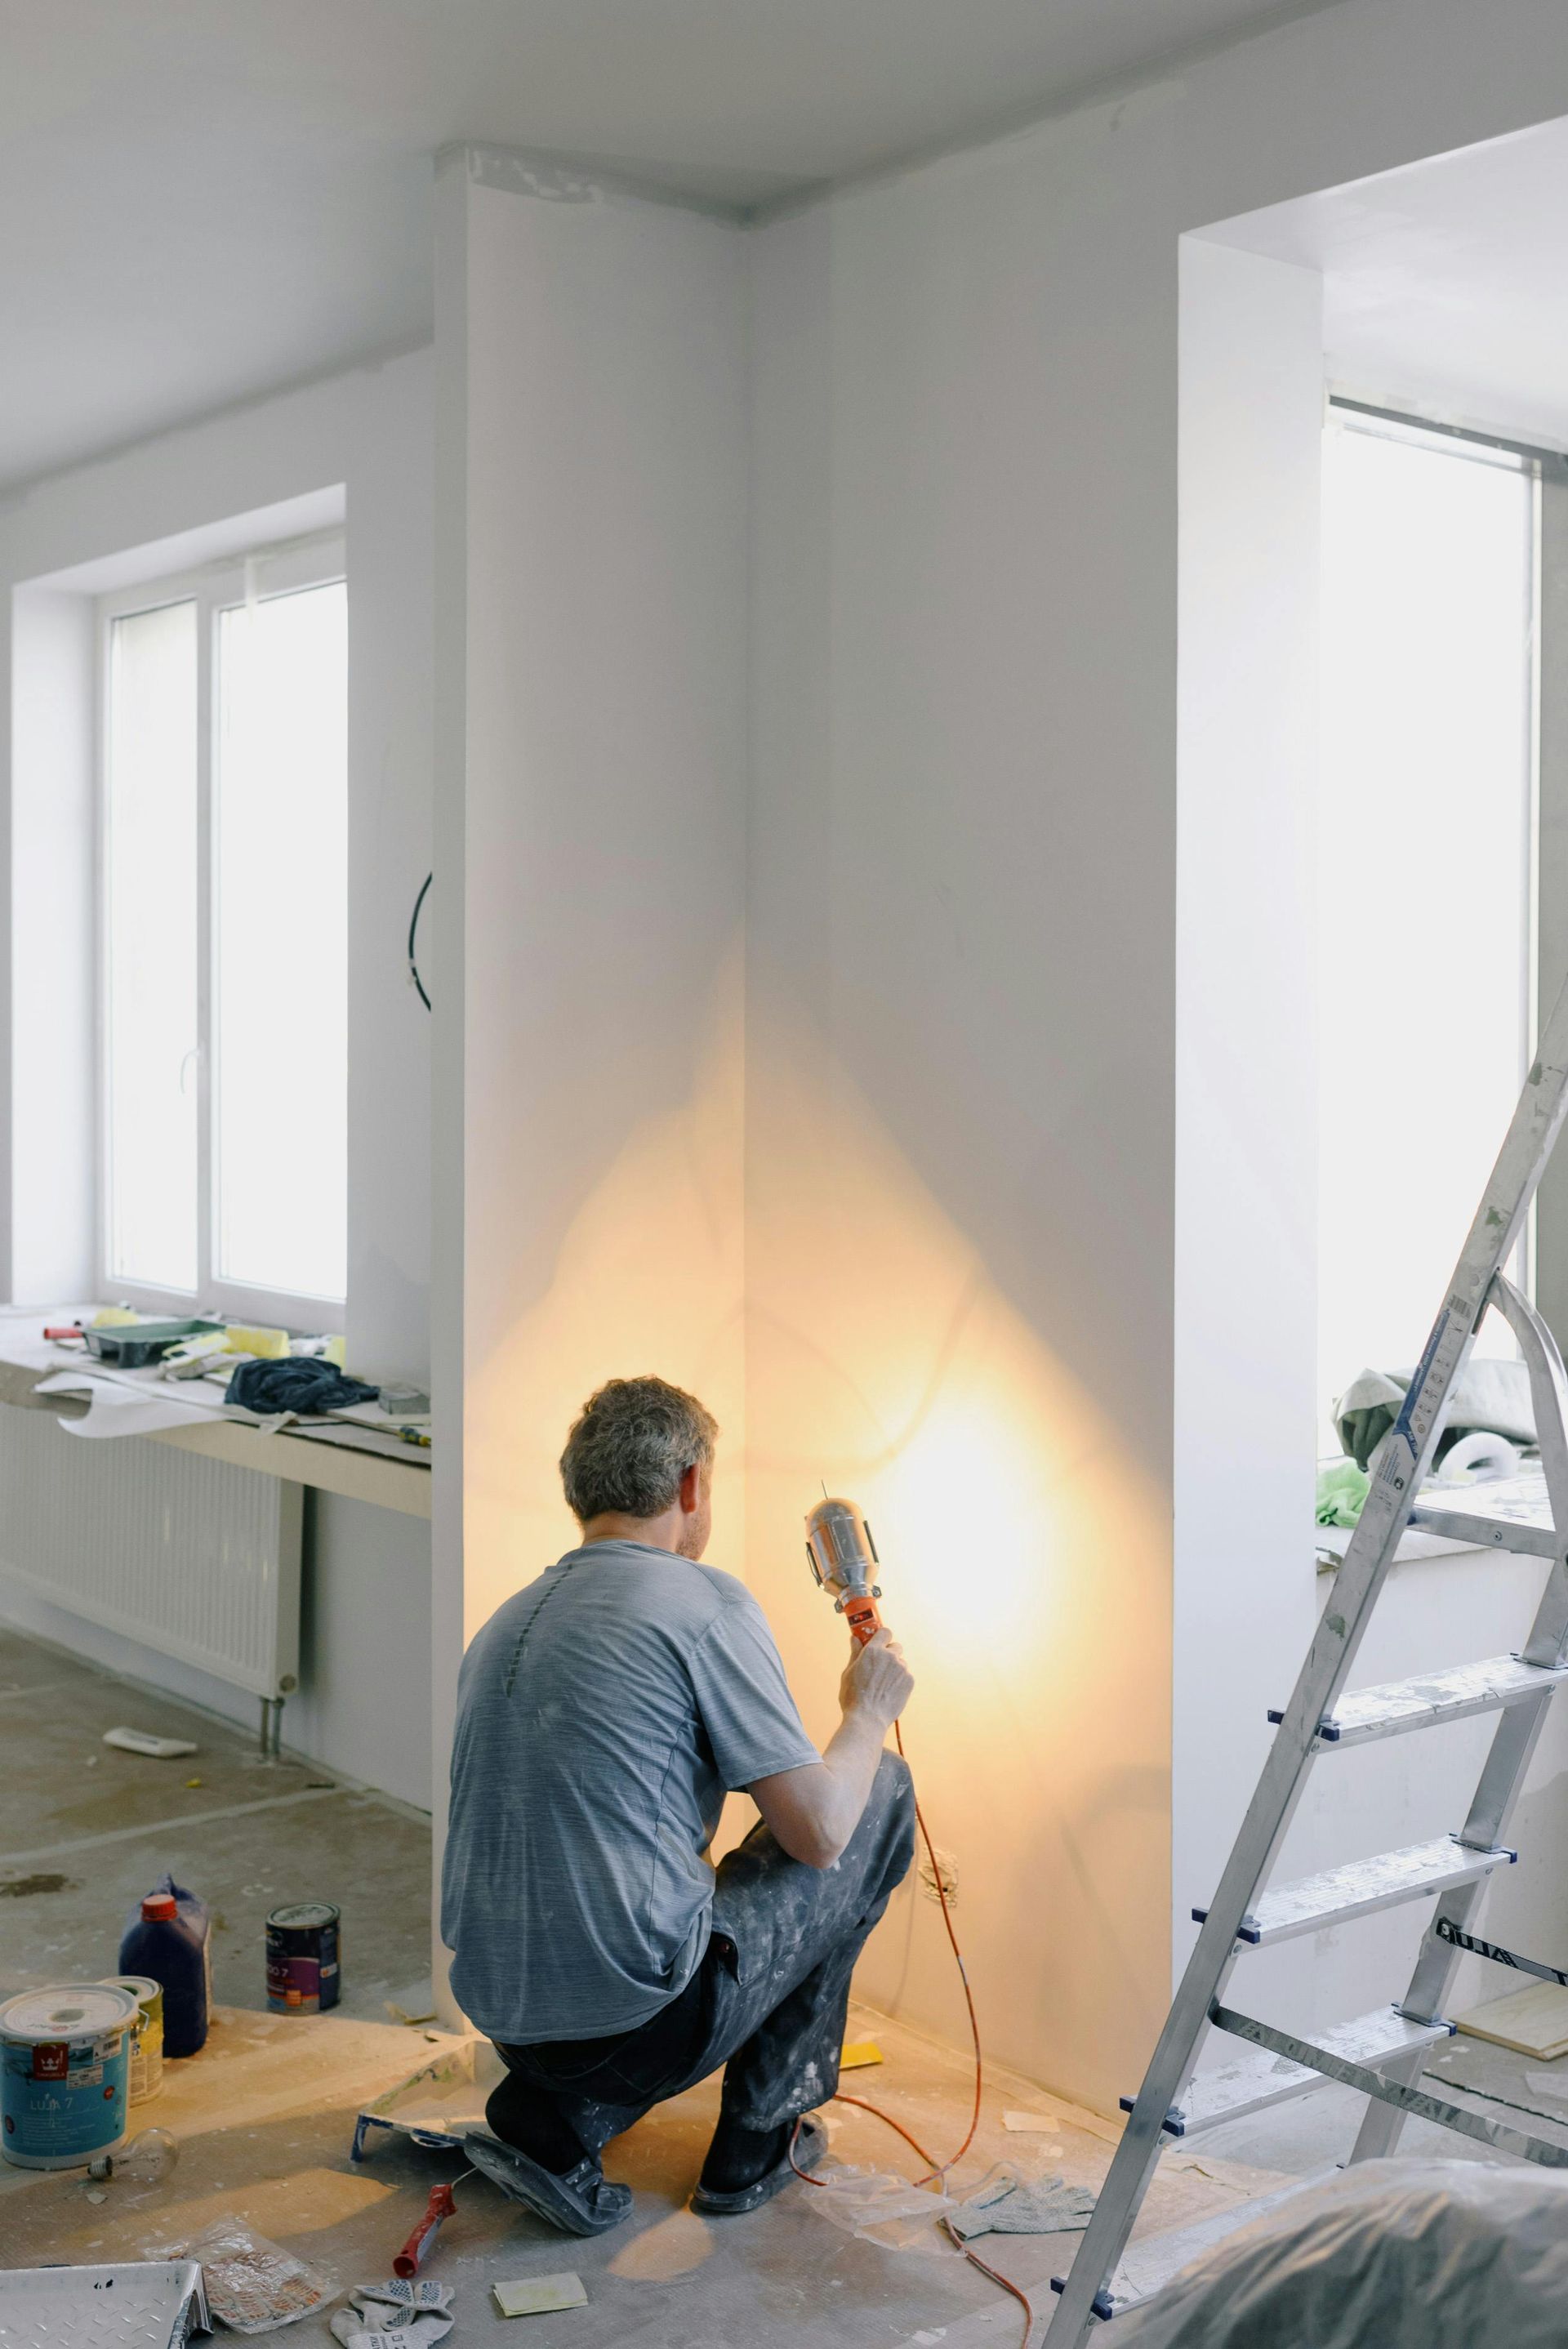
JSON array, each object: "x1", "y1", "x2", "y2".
[
  {"x1": 840, "y1": 2039, "x2": 884, "y2": 2070},
  {"x1": 1000, "y1": 2089, "x2": 1121, "y2": 2146},
  {"x1": 1454, "y1": 1981, "x2": 1568, "y2": 2060},
  {"x1": 1001, "y1": 2111, "x2": 1063, "y2": 2141},
  {"x1": 493, "y1": 2274, "x2": 588, "y2": 2318}
]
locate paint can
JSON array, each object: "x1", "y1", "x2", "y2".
[
  {"x1": 1, "y1": 1981, "x2": 137, "y2": 2168},
  {"x1": 100, "y1": 1975, "x2": 164, "y2": 2102},
  {"x1": 265, "y1": 1901, "x2": 341, "y2": 2014}
]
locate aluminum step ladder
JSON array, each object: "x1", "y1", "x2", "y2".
[{"x1": 1045, "y1": 977, "x2": 1568, "y2": 2344}]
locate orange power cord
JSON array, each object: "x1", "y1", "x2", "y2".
[{"x1": 789, "y1": 1716, "x2": 1033, "y2": 2349}]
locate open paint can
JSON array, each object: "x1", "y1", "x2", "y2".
[
  {"x1": 100, "y1": 1974, "x2": 164, "y2": 2102},
  {"x1": 266, "y1": 1901, "x2": 341, "y2": 2014},
  {"x1": 1, "y1": 1981, "x2": 138, "y2": 2168}
]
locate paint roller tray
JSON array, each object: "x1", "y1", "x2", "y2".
[
  {"x1": 0, "y1": 2260, "x2": 210, "y2": 2346},
  {"x1": 351, "y1": 2030, "x2": 502, "y2": 2160},
  {"x1": 83, "y1": 1317, "x2": 224, "y2": 1366}
]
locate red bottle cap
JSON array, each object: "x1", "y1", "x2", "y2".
[{"x1": 140, "y1": 1892, "x2": 177, "y2": 1920}]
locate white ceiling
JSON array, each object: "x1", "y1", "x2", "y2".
[
  {"x1": 0, "y1": 0, "x2": 1317, "y2": 495},
  {"x1": 1210, "y1": 114, "x2": 1568, "y2": 453}
]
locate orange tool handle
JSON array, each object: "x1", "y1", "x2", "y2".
[
  {"x1": 843, "y1": 1590, "x2": 883, "y2": 1646},
  {"x1": 394, "y1": 2182, "x2": 456, "y2": 2276}
]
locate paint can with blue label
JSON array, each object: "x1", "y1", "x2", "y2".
[
  {"x1": 266, "y1": 1901, "x2": 341, "y2": 2014},
  {"x1": 1, "y1": 1981, "x2": 136, "y2": 2168}
]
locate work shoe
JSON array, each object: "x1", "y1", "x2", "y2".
[
  {"x1": 463, "y1": 2129, "x2": 633, "y2": 2236},
  {"x1": 690, "y1": 2113, "x2": 829, "y2": 2217}
]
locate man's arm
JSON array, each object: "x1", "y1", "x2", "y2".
[{"x1": 748, "y1": 1628, "x2": 915, "y2": 1869}]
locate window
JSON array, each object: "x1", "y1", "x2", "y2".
[
  {"x1": 100, "y1": 535, "x2": 347, "y2": 1322},
  {"x1": 1317, "y1": 411, "x2": 1535, "y2": 1431}
]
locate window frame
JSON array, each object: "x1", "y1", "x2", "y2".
[{"x1": 95, "y1": 528, "x2": 348, "y2": 1329}]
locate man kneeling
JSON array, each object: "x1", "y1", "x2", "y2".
[{"x1": 441, "y1": 1375, "x2": 915, "y2": 2234}]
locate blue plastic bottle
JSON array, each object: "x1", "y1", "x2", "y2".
[{"x1": 119, "y1": 1874, "x2": 212, "y2": 2057}]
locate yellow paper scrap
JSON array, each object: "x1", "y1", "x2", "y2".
[
  {"x1": 840, "y1": 2039, "x2": 884, "y2": 2070},
  {"x1": 1003, "y1": 2111, "x2": 1062, "y2": 2134},
  {"x1": 492, "y1": 2273, "x2": 588, "y2": 2318}
]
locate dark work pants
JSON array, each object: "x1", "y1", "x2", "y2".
[{"x1": 489, "y1": 1748, "x2": 915, "y2": 2161}]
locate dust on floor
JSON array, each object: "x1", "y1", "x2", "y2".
[
  {"x1": 33, "y1": 1622, "x2": 1568, "y2": 2340},
  {"x1": 0, "y1": 1622, "x2": 1298, "y2": 2346},
  {"x1": 0, "y1": 1624, "x2": 432, "y2": 2017},
  {"x1": 0, "y1": 1995, "x2": 1298, "y2": 2349}
]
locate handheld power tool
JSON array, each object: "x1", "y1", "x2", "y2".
[{"x1": 805, "y1": 1495, "x2": 884, "y2": 1645}]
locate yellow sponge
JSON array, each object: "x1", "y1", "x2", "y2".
[
  {"x1": 91, "y1": 1307, "x2": 142, "y2": 1328},
  {"x1": 222, "y1": 1323, "x2": 291, "y2": 1359}
]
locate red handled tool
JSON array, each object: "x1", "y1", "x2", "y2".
[{"x1": 393, "y1": 2182, "x2": 457, "y2": 2276}]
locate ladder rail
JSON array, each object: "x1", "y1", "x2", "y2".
[
  {"x1": 1045, "y1": 987, "x2": 1568, "y2": 2345},
  {"x1": 1350, "y1": 1272, "x2": 1568, "y2": 2162}
]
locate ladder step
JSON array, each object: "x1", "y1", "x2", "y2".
[
  {"x1": 1132, "y1": 2007, "x2": 1454, "y2": 2137},
  {"x1": 1192, "y1": 1834, "x2": 1514, "y2": 1947},
  {"x1": 1272, "y1": 1653, "x2": 1568, "y2": 1749},
  {"x1": 1409, "y1": 1467, "x2": 1557, "y2": 1558}
]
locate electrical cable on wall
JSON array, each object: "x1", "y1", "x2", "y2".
[{"x1": 408, "y1": 871, "x2": 432, "y2": 1010}]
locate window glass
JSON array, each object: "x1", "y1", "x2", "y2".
[
  {"x1": 214, "y1": 579, "x2": 348, "y2": 1302},
  {"x1": 1318, "y1": 421, "x2": 1534, "y2": 1433},
  {"x1": 105, "y1": 600, "x2": 198, "y2": 1290}
]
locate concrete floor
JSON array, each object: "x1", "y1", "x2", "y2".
[
  {"x1": 0, "y1": 1623, "x2": 433, "y2": 2020},
  {"x1": 6, "y1": 1620, "x2": 1568, "y2": 2345}
]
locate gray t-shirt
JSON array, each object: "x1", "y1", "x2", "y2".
[{"x1": 441, "y1": 1540, "x2": 821, "y2": 2044}]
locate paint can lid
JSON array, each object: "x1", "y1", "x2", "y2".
[
  {"x1": 267, "y1": 1901, "x2": 340, "y2": 1930},
  {"x1": 1, "y1": 1983, "x2": 139, "y2": 2042},
  {"x1": 140, "y1": 1892, "x2": 178, "y2": 1920},
  {"x1": 101, "y1": 1975, "x2": 162, "y2": 2010}
]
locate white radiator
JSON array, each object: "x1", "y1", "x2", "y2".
[{"x1": 0, "y1": 1406, "x2": 302, "y2": 1700}]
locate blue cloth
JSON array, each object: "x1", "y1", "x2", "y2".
[
  {"x1": 225, "y1": 1357, "x2": 379, "y2": 1414},
  {"x1": 442, "y1": 1541, "x2": 822, "y2": 2044}
]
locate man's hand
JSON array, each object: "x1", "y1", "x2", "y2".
[
  {"x1": 751, "y1": 1624, "x2": 914, "y2": 1870},
  {"x1": 840, "y1": 1626, "x2": 914, "y2": 1728}
]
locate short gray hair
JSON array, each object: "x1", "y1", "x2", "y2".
[{"x1": 560, "y1": 1376, "x2": 718, "y2": 1522}]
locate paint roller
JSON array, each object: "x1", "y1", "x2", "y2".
[
  {"x1": 393, "y1": 2181, "x2": 457, "y2": 2275},
  {"x1": 804, "y1": 1495, "x2": 884, "y2": 1645}
]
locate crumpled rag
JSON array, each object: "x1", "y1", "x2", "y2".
[{"x1": 226, "y1": 1357, "x2": 380, "y2": 1414}]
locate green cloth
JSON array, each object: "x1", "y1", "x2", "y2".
[{"x1": 1316, "y1": 1460, "x2": 1369, "y2": 1527}]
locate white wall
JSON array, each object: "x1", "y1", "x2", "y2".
[
  {"x1": 1173, "y1": 236, "x2": 1322, "y2": 2016},
  {"x1": 431, "y1": 153, "x2": 751, "y2": 1996},
  {"x1": 416, "y1": 0, "x2": 1568, "y2": 2098},
  {"x1": 745, "y1": 189, "x2": 1178, "y2": 2108},
  {"x1": 741, "y1": 1, "x2": 1568, "y2": 2110},
  {"x1": 0, "y1": 349, "x2": 435, "y2": 1803}
]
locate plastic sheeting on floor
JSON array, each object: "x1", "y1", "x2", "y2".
[{"x1": 1114, "y1": 2159, "x2": 1568, "y2": 2348}]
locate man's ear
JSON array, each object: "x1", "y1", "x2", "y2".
[{"x1": 679, "y1": 1461, "x2": 702, "y2": 1513}]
